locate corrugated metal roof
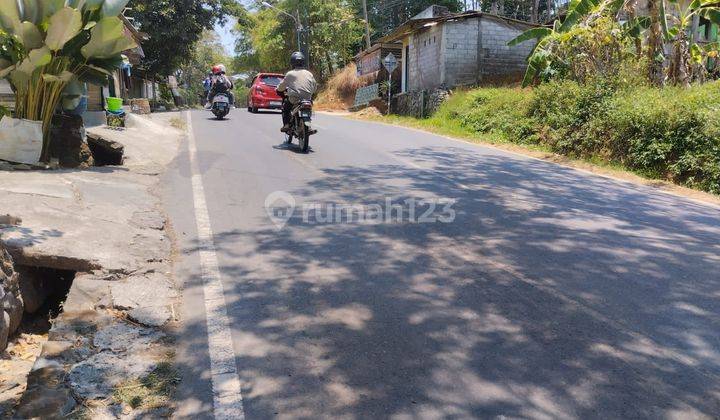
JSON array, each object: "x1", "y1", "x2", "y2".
[{"x1": 377, "y1": 11, "x2": 539, "y2": 43}]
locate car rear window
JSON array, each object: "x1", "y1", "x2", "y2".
[{"x1": 260, "y1": 75, "x2": 283, "y2": 86}]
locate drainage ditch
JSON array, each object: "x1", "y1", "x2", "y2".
[
  {"x1": 17, "y1": 266, "x2": 76, "y2": 331},
  {"x1": 0, "y1": 265, "x2": 76, "y2": 417}
]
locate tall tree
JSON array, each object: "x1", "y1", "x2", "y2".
[
  {"x1": 127, "y1": 0, "x2": 240, "y2": 77},
  {"x1": 237, "y1": 0, "x2": 364, "y2": 80},
  {"x1": 358, "y1": 0, "x2": 464, "y2": 39},
  {"x1": 179, "y1": 31, "x2": 233, "y2": 104}
]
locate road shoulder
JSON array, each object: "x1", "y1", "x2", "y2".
[{"x1": 340, "y1": 112, "x2": 720, "y2": 208}]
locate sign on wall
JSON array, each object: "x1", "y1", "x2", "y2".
[{"x1": 354, "y1": 84, "x2": 380, "y2": 107}]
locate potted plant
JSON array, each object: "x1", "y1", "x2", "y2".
[{"x1": 0, "y1": 0, "x2": 136, "y2": 163}]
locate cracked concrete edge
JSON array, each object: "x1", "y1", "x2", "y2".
[
  {"x1": 12, "y1": 116, "x2": 184, "y2": 418},
  {"x1": 4, "y1": 246, "x2": 102, "y2": 272}
]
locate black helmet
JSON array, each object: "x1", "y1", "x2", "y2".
[{"x1": 290, "y1": 51, "x2": 305, "y2": 69}]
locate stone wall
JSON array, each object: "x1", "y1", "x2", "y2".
[
  {"x1": 392, "y1": 89, "x2": 450, "y2": 118},
  {"x1": 0, "y1": 243, "x2": 22, "y2": 352}
]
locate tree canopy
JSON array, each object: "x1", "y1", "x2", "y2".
[
  {"x1": 235, "y1": 0, "x2": 364, "y2": 81},
  {"x1": 127, "y1": 0, "x2": 241, "y2": 77}
]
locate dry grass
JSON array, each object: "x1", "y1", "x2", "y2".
[
  {"x1": 113, "y1": 360, "x2": 179, "y2": 411},
  {"x1": 168, "y1": 117, "x2": 187, "y2": 131},
  {"x1": 315, "y1": 63, "x2": 374, "y2": 111}
]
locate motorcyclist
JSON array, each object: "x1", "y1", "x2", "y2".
[
  {"x1": 207, "y1": 64, "x2": 234, "y2": 106},
  {"x1": 276, "y1": 52, "x2": 317, "y2": 133},
  {"x1": 202, "y1": 72, "x2": 212, "y2": 105}
]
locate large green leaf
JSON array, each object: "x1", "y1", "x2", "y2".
[
  {"x1": 0, "y1": 0, "x2": 21, "y2": 33},
  {"x1": 46, "y1": 7, "x2": 83, "y2": 51},
  {"x1": 81, "y1": 16, "x2": 136, "y2": 59},
  {"x1": 508, "y1": 27, "x2": 552, "y2": 46},
  {"x1": 14, "y1": 45, "x2": 51, "y2": 75},
  {"x1": 660, "y1": 0, "x2": 671, "y2": 40},
  {"x1": 42, "y1": 70, "x2": 74, "y2": 83},
  {"x1": 14, "y1": 21, "x2": 43, "y2": 49},
  {"x1": 101, "y1": 0, "x2": 131, "y2": 18},
  {"x1": 41, "y1": 0, "x2": 67, "y2": 20},
  {"x1": 0, "y1": 59, "x2": 14, "y2": 78},
  {"x1": 559, "y1": 0, "x2": 600, "y2": 32},
  {"x1": 700, "y1": 8, "x2": 720, "y2": 24},
  {"x1": 623, "y1": 16, "x2": 651, "y2": 37}
]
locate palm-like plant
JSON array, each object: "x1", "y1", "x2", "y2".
[
  {"x1": 508, "y1": 0, "x2": 629, "y2": 86},
  {"x1": 0, "y1": 0, "x2": 136, "y2": 161},
  {"x1": 662, "y1": 0, "x2": 720, "y2": 86}
]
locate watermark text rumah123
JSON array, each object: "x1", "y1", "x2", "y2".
[{"x1": 265, "y1": 191, "x2": 456, "y2": 230}]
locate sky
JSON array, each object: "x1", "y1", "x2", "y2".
[
  {"x1": 215, "y1": 21, "x2": 237, "y2": 55},
  {"x1": 215, "y1": 0, "x2": 253, "y2": 55}
]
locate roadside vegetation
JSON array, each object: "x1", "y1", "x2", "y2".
[
  {"x1": 374, "y1": 81, "x2": 720, "y2": 194},
  {"x1": 362, "y1": 0, "x2": 720, "y2": 195},
  {"x1": 316, "y1": 63, "x2": 374, "y2": 110},
  {"x1": 113, "y1": 360, "x2": 180, "y2": 411}
]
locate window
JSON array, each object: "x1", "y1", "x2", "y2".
[{"x1": 260, "y1": 75, "x2": 283, "y2": 86}]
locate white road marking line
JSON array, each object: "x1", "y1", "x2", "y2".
[{"x1": 186, "y1": 111, "x2": 246, "y2": 420}]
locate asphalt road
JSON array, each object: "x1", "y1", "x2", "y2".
[{"x1": 163, "y1": 108, "x2": 720, "y2": 419}]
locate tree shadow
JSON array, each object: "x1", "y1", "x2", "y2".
[{"x1": 177, "y1": 146, "x2": 720, "y2": 418}]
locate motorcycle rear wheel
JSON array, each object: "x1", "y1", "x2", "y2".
[{"x1": 298, "y1": 122, "x2": 309, "y2": 153}]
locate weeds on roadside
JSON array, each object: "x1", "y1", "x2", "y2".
[
  {"x1": 113, "y1": 361, "x2": 180, "y2": 411},
  {"x1": 169, "y1": 117, "x2": 187, "y2": 131}
]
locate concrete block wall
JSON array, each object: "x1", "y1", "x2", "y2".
[
  {"x1": 405, "y1": 15, "x2": 537, "y2": 90},
  {"x1": 442, "y1": 20, "x2": 480, "y2": 87},
  {"x1": 479, "y1": 19, "x2": 535, "y2": 82},
  {"x1": 408, "y1": 24, "x2": 444, "y2": 91}
]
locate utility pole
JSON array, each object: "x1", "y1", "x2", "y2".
[
  {"x1": 295, "y1": 9, "x2": 303, "y2": 53},
  {"x1": 361, "y1": 0, "x2": 371, "y2": 50}
]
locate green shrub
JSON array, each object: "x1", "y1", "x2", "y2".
[
  {"x1": 600, "y1": 82, "x2": 720, "y2": 192},
  {"x1": 432, "y1": 88, "x2": 535, "y2": 143},
  {"x1": 531, "y1": 79, "x2": 617, "y2": 156},
  {"x1": 424, "y1": 81, "x2": 720, "y2": 194},
  {"x1": 234, "y1": 85, "x2": 250, "y2": 106}
]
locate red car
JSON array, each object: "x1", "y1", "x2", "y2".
[{"x1": 247, "y1": 73, "x2": 285, "y2": 113}]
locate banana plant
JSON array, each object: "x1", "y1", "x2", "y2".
[
  {"x1": 661, "y1": 0, "x2": 720, "y2": 86},
  {"x1": 0, "y1": 0, "x2": 135, "y2": 161},
  {"x1": 509, "y1": 0, "x2": 632, "y2": 86}
]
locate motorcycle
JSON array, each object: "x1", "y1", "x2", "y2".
[
  {"x1": 284, "y1": 99, "x2": 316, "y2": 153},
  {"x1": 211, "y1": 92, "x2": 231, "y2": 120}
]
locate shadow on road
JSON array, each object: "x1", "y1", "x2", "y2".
[
  {"x1": 272, "y1": 142, "x2": 314, "y2": 154},
  {"x1": 177, "y1": 145, "x2": 720, "y2": 418}
]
